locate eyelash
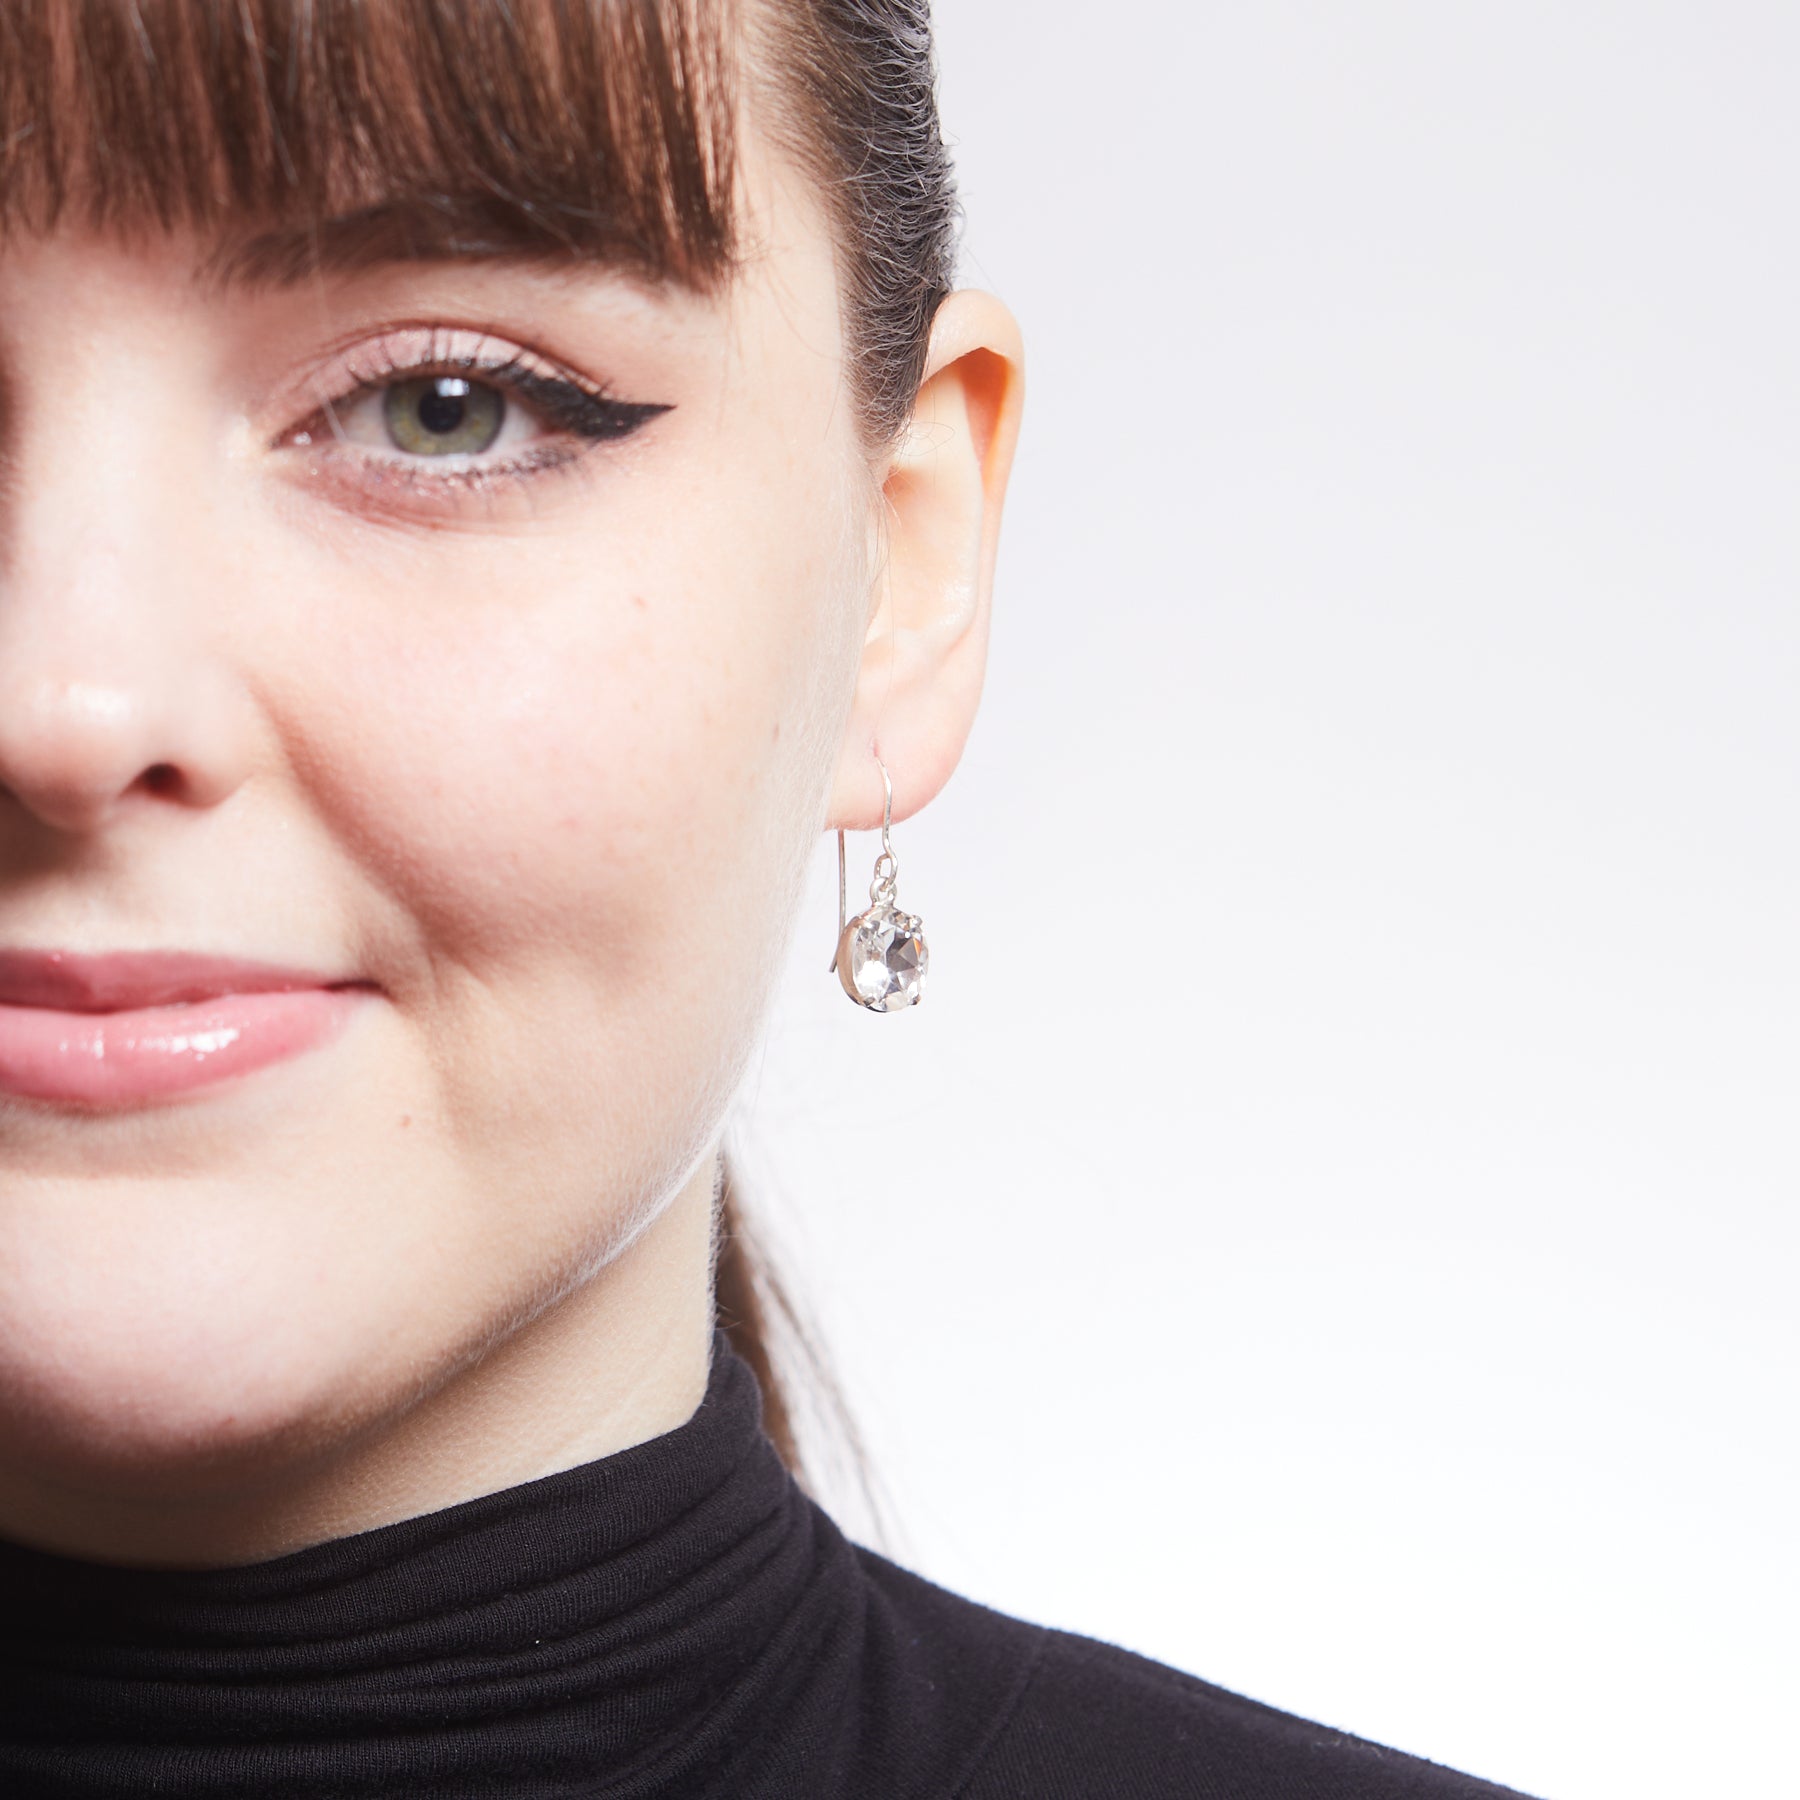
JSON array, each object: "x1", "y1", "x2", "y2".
[{"x1": 289, "y1": 329, "x2": 669, "y2": 501}]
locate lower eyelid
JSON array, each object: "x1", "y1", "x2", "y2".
[
  {"x1": 282, "y1": 436, "x2": 598, "y2": 521},
  {"x1": 343, "y1": 436, "x2": 585, "y2": 480}
]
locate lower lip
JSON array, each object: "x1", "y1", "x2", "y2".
[{"x1": 0, "y1": 989, "x2": 370, "y2": 1106}]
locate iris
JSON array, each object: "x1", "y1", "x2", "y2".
[{"x1": 383, "y1": 376, "x2": 504, "y2": 456}]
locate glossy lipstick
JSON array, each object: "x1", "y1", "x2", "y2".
[{"x1": 0, "y1": 950, "x2": 372, "y2": 1106}]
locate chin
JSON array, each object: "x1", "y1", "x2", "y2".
[{"x1": 0, "y1": 1185, "x2": 393, "y2": 1492}]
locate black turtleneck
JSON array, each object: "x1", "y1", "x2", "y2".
[{"x1": 0, "y1": 1334, "x2": 1535, "y2": 1798}]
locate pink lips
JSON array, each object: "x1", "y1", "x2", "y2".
[{"x1": 0, "y1": 950, "x2": 373, "y2": 1106}]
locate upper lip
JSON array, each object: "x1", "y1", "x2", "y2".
[{"x1": 0, "y1": 950, "x2": 365, "y2": 1013}]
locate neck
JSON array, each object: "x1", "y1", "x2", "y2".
[{"x1": 0, "y1": 1162, "x2": 719, "y2": 1569}]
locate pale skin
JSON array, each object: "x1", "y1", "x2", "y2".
[{"x1": 0, "y1": 124, "x2": 1023, "y2": 1567}]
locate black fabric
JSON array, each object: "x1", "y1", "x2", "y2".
[{"x1": 0, "y1": 1334, "x2": 1537, "y2": 1798}]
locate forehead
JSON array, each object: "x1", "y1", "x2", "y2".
[{"x1": 0, "y1": 0, "x2": 739, "y2": 287}]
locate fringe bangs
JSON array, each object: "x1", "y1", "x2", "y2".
[{"x1": 0, "y1": 0, "x2": 738, "y2": 280}]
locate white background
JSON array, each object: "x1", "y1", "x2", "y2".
[{"x1": 728, "y1": 6, "x2": 1799, "y2": 1798}]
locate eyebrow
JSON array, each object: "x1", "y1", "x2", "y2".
[{"x1": 194, "y1": 197, "x2": 662, "y2": 297}]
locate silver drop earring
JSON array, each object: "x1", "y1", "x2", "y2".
[{"x1": 829, "y1": 756, "x2": 929, "y2": 1011}]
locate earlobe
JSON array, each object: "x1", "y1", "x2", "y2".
[{"x1": 828, "y1": 290, "x2": 1024, "y2": 833}]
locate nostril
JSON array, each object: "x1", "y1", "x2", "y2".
[{"x1": 142, "y1": 763, "x2": 182, "y2": 797}]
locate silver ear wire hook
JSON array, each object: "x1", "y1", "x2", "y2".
[
  {"x1": 830, "y1": 828, "x2": 847, "y2": 974},
  {"x1": 828, "y1": 754, "x2": 928, "y2": 1010},
  {"x1": 829, "y1": 757, "x2": 896, "y2": 972}
]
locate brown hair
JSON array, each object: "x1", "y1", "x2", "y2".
[{"x1": 0, "y1": 0, "x2": 958, "y2": 1468}]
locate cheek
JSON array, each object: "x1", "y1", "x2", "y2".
[{"x1": 261, "y1": 455, "x2": 862, "y2": 1200}]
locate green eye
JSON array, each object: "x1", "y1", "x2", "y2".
[{"x1": 381, "y1": 376, "x2": 505, "y2": 456}]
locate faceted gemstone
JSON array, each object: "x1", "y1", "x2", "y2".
[{"x1": 843, "y1": 904, "x2": 928, "y2": 1010}]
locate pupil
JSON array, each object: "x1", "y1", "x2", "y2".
[{"x1": 417, "y1": 379, "x2": 470, "y2": 436}]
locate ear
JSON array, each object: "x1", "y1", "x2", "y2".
[{"x1": 827, "y1": 289, "x2": 1025, "y2": 830}]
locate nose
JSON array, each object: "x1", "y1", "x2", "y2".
[{"x1": 0, "y1": 540, "x2": 255, "y2": 839}]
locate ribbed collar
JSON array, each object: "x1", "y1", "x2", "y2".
[{"x1": 0, "y1": 1333, "x2": 852, "y2": 1797}]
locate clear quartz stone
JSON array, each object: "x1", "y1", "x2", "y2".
[{"x1": 845, "y1": 904, "x2": 928, "y2": 1010}]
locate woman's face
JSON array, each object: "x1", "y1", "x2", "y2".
[{"x1": 0, "y1": 138, "x2": 880, "y2": 1537}]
